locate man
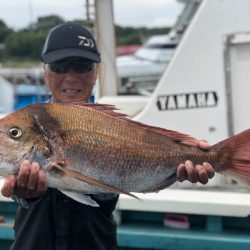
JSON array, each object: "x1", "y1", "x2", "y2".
[{"x1": 1, "y1": 23, "x2": 214, "y2": 250}]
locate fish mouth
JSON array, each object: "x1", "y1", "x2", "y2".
[{"x1": 62, "y1": 89, "x2": 81, "y2": 94}]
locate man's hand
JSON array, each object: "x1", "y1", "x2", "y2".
[
  {"x1": 176, "y1": 140, "x2": 215, "y2": 184},
  {"x1": 1, "y1": 160, "x2": 47, "y2": 198}
]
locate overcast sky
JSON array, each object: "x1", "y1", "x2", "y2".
[{"x1": 0, "y1": 0, "x2": 184, "y2": 30}]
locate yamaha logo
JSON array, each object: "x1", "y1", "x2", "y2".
[{"x1": 157, "y1": 91, "x2": 218, "y2": 111}]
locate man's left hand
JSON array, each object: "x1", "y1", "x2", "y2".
[{"x1": 176, "y1": 140, "x2": 215, "y2": 184}]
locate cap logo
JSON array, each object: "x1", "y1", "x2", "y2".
[{"x1": 78, "y1": 35, "x2": 95, "y2": 48}]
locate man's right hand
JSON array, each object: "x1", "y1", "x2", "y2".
[{"x1": 1, "y1": 160, "x2": 47, "y2": 198}]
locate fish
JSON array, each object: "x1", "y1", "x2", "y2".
[{"x1": 0, "y1": 102, "x2": 250, "y2": 207}]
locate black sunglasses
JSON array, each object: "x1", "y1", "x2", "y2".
[{"x1": 48, "y1": 60, "x2": 94, "y2": 74}]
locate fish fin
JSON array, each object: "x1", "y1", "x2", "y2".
[
  {"x1": 214, "y1": 129, "x2": 250, "y2": 185},
  {"x1": 141, "y1": 173, "x2": 177, "y2": 193},
  {"x1": 53, "y1": 164, "x2": 139, "y2": 199},
  {"x1": 70, "y1": 102, "x2": 199, "y2": 146},
  {"x1": 72, "y1": 102, "x2": 119, "y2": 111},
  {"x1": 72, "y1": 102, "x2": 128, "y2": 118},
  {"x1": 60, "y1": 190, "x2": 99, "y2": 207}
]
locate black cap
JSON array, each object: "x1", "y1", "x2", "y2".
[{"x1": 41, "y1": 23, "x2": 101, "y2": 63}]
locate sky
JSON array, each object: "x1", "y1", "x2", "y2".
[{"x1": 0, "y1": 0, "x2": 184, "y2": 30}]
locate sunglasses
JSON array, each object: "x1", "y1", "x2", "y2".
[{"x1": 48, "y1": 60, "x2": 94, "y2": 74}]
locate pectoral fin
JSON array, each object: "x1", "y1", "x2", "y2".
[{"x1": 53, "y1": 164, "x2": 139, "y2": 199}]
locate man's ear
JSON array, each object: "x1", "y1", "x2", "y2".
[
  {"x1": 95, "y1": 63, "x2": 100, "y2": 80},
  {"x1": 43, "y1": 65, "x2": 48, "y2": 82}
]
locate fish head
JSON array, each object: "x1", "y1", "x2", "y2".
[{"x1": 0, "y1": 107, "x2": 47, "y2": 176}]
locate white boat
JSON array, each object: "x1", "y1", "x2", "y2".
[{"x1": 116, "y1": 34, "x2": 178, "y2": 94}]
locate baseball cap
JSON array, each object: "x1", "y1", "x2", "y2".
[{"x1": 41, "y1": 23, "x2": 101, "y2": 64}]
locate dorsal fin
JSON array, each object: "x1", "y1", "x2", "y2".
[{"x1": 69, "y1": 102, "x2": 199, "y2": 146}]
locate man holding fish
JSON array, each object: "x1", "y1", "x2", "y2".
[{"x1": 0, "y1": 23, "x2": 214, "y2": 250}]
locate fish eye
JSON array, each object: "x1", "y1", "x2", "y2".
[{"x1": 9, "y1": 127, "x2": 23, "y2": 139}]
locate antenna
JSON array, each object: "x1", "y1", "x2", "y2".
[{"x1": 28, "y1": 2, "x2": 34, "y2": 29}]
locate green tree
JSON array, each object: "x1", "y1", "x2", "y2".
[
  {"x1": 0, "y1": 19, "x2": 13, "y2": 43},
  {"x1": 115, "y1": 25, "x2": 171, "y2": 45},
  {"x1": 4, "y1": 15, "x2": 65, "y2": 61},
  {"x1": 5, "y1": 31, "x2": 46, "y2": 59},
  {"x1": 33, "y1": 15, "x2": 65, "y2": 31},
  {"x1": 1, "y1": 14, "x2": 171, "y2": 64}
]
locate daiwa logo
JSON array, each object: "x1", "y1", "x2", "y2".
[
  {"x1": 157, "y1": 91, "x2": 218, "y2": 111},
  {"x1": 78, "y1": 35, "x2": 95, "y2": 48}
]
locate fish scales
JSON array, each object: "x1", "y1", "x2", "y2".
[{"x1": 0, "y1": 102, "x2": 250, "y2": 206}]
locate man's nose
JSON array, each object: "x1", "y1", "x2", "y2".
[{"x1": 66, "y1": 67, "x2": 78, "y2": 75}]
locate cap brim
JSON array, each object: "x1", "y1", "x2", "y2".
[{"x1": 42, "y1": 48, "x2": 101, "y2": 63}]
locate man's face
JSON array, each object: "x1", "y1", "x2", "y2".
[{"x1": 44, "y1": 59, "x2": 98, "y2": 103}]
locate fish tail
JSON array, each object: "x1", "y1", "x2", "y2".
[{"x1": 214, "y1": 129, "x2": 250, "y2": 185}]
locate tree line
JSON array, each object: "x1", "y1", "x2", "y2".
[{"x1": 0, "y1": 15, "x2": 170, "y2": 65}]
